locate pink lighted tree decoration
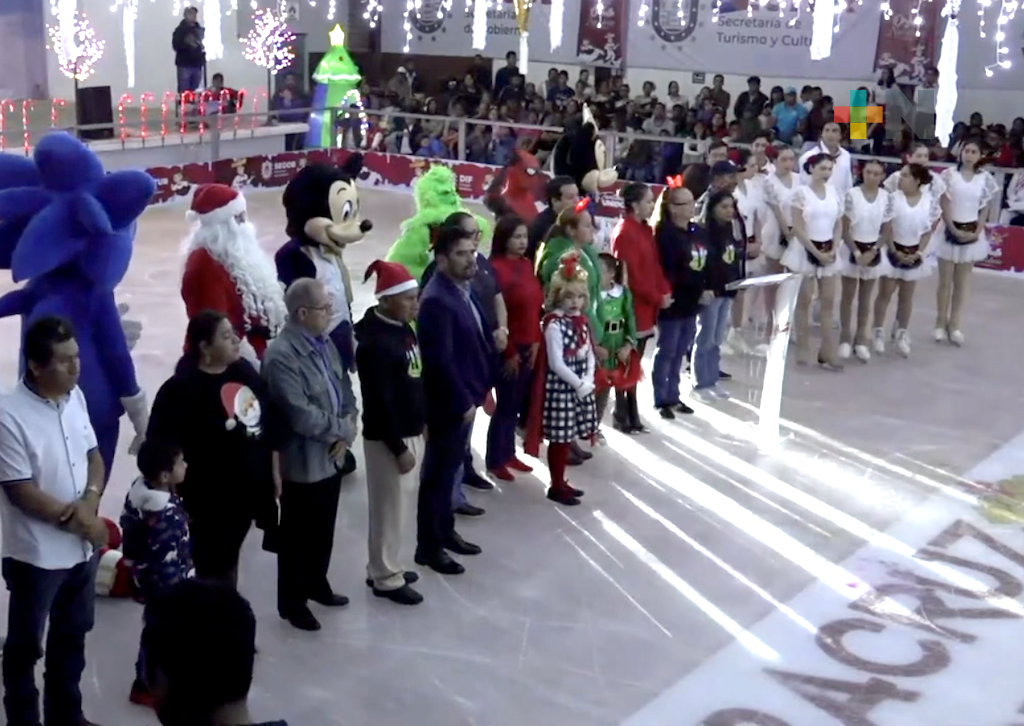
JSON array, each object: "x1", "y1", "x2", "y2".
[
  {"x1": 243, "y1": 9, "x2": 296, "y2": 103},
  {"x1": 47, "y1": 12, "x2": 105, "y2": 133}
]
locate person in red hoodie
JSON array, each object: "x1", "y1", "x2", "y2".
[
  {"x1": 485, "y1": 215, "x2": 544, "y2": 481},
  {"x1": 610, "y1": 182, "x2": 671, "y2": 432}
]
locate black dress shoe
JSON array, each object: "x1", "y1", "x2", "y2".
[
  {"x1": 464, "y1": 471, "x2": 494, "y2": 490},
  {"x1": 310, "y1": 592, "x2": 350, "y2": 608},
  {"x1": 454, "y1": 503, "x2": 485, "y2": 516},
  {"x1": 372, "y1": 583, "x2": 424, "y2": 605},
  {"x1": 658, "y1": 406, "x2": 676, "y2": 420},
  {"x1": 569, "y1": 442, "x2": 593, "y2": 461},
  {"x1": 444, "y1": 532, "x2": 482, "y2": 556},
  {"x1": 718, "y1": 370, "x2": 732, "y2": 380},
  {"x1": 567, "y1": 449, "x2": 584, "y2": 466},
  {"x1": 365, "y1": 571, "x2": 420, "y2": 588},
  {"x1": 414, "y1": 550, "x2": 465, "y2": 575},
  {"x1": 568, "y1": 484, "x2": 584, "y2": 497},
  {"x1": 674, "y1": 402, "x2": 695, "y2": 414},
  {"x1": 546, "y1": 488, "x2": 580, "y2": 506},
  {"x1": 281, "y1": 606, "x2": 321, "y2": 631}
]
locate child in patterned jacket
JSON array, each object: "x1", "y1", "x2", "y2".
[{"x1": 120, "y1": 439, "x2": 194, "y2": 709}]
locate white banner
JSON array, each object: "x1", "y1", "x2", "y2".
[
  {"x1": 626, "y1": 0, "x2": 883, "y2": 79},
  {"x1": 380, "y1": 0, "x2": 624, "y2": 66}
]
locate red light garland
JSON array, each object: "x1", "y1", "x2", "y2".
[
  {"x1": 160, "y1": 91, "x2": 174, "y2": 139},
  {"x1": 117, "y1": 93, "x2": 132, "y2": 142},
  {"x1": 22, "y1": 100, "x2": 32, "y2": 155},
  {"x1": 180, "y1": 91, "x2": 195, "y2": 137},
  {"x1": 50, "y1": 98, "x2": 65, "y2": 128},
  {"x1": 139, "y1": 92, "x2": 153, "y2": 138}
]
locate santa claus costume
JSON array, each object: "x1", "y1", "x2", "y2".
[{"x1": 181, "y1": 184, "x2": 287, "y2": 365}]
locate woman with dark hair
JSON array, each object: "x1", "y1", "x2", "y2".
[
  {"x1": 872, "y1": 163, "x2": 939, "y2": 358},
  {"x1": 653, "y1": 183, "x2": 705, "y2": 417},
  {"x1": 611, "y1": 181, "x2": 670, "y2": 431},
  {"x1": 692, "y1": 190, "x2": 743, "y2": 401},
  {"x1": 837, "y1": 158, "x2": 892, "y2": 363},
  {"x1": 781, "y1": 152, "x2": 844, "y2": 369},
  {"x1": 147, "y1": 310, "x2": 284, "y2": 587},
  {"x1": 486, "y1": 215, "x2": 543, "y2": 480},
  {"x1": 933, "y1": 140, "x2": 999, "y2": 345}
]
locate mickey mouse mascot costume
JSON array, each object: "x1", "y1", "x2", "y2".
[{"x1": 276, "y1": 154, "x2": 373, "y2": 372}]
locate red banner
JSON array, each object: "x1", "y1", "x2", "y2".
[
  {"x1": 873, "y1": 0, "x2": 941, "y2": 84},
  {"x1": 576, "y1": 0, "x2": 626, "y2": 67},
  {"x1": 145, "y1": 149, "x2": 1023, "y2": 274}
]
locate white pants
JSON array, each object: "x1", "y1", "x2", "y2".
[{"x1": 365, "y1": 435, "x2": 424, "y2": 590}]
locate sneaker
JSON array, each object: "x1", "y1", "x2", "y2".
[
  {"x1": 691, "y1": 388, "x2": 718, "y2": 403},
  {"x1": 595, "y1": 431, "x2": 608, "y2": 446},
  {"x1": 718, "y1": 370, "x2": 732, "y2": 381},
  {"x1": 853, "y1": 344, "x2": 871, "y2": 362},
  {"x1": 933, "y1": 327, "x2": 948, "y2": 343},
  {"x1": 674, "y1": 402, "x2": 695, "y2": 414},
  {"x1": 658, "y1": 406, "x2": 675, "y2": 420},
  {"x1": 838, "y1": 342, "x2": 852, "y2": 359},
  {"x1": 895, "y1": 329, "x2": 911, "y2": 358},
  {"x1": 752, "y1": 343, "x2": 770, "y2": 357},
  {"x1": 949, "y1": 329, "x2": 965, "y2": 346},
  {"x1": 872, "y1": 327, "x2": 886, "y2": 354},
  {"x1": 712, "y1": 386, "x2": 731, "y2": 400}
]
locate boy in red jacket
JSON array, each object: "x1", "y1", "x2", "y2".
[{"x1": 610, "y1": 182, "x2": 671, "y2": 432}]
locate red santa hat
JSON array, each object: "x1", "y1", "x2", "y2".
[
  {"x1": 364, "y1": 260, "x2": 418, "y2": 298},
  {"x1": 187, "y1": 183, "x2": 247, "y2": 226},
  {"x1": 221, "y1": 382, "x2": 244, "y2": 431}
]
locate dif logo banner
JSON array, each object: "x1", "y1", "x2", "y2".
[{"x1": 833, "y1": 88, "x2": 937, "y2": 141}]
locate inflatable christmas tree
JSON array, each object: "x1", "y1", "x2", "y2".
[{"x1": 305, "y1": 24, "x2": 366, "y2": 149}]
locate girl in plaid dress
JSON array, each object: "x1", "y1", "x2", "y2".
[{"x1": 524, "y1": 250, "x2": 598, "y2": 506}]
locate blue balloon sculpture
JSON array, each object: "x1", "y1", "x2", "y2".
[{"x1": 0, "y1": 133, "x2": 155, "y2": 481}]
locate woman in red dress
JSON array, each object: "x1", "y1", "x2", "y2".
[
  {"x1": 485, "y1": 215, "x2": 545, "y2": 480},
  {"x1": 610, "y1": 182, "x2": 672, "y2": 432}
]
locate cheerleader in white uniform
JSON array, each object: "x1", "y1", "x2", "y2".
[
  {"x1": 933, "y1": 140, "x2": 999, "y2": 345},
  {"x1": 724, "y1": 149, "x2": 764, "y2": 354},
  {"x1": 781, "y1": 152, "x2": 844, "y2": 369},
  {"x1": 838, "y1": 159, "x2": 893, "y2": 362},
  {"x1": 883, "y1": 143, "x2": 946, "y2": 207},
  {"x1": 760, "y1": 147, "x2": 800, "y2": 337},
  {"x1": 873, "y1": 164, "x2": 940, "y2": 358}
]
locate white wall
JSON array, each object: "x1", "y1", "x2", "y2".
[{"x1": 47, "y1": 0, "x2": 348, "y2": 106}]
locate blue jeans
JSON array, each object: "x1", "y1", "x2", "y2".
[
  {"x1": 485, "y1": 346, "x2": 533, "y2": 469},
  {"x1": 693, "y1": 297, "x2": 732, "y2": 389},
  {"x1": 3, "y1": 556, "x2": 97, "y2": 726},
  {"x1": 652, "y1": 316, "x2": 697, "y2": 406},
  {"x1": 177, "y1": 65, "x2": 203, "y2": 93}
]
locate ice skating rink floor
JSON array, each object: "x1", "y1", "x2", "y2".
[{"x1": 3, "y1": 187, "x2": 1024, "y2": 726}]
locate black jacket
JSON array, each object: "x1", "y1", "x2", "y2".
[
  {"x1": 656, "y1": 220, "x2": 708, "y2": 319},
  {"x1": 527, "y1": 206, "x2": 557, "y2": 262},
  {"x1": 421, "y1": 253, "x2": 501, "y2": 333},
  {"x1": 354, "y1": 307, "x2": 426, "y2": 457},
  {"x1": 682, "y1": 163, "x2": 711, "y2": 200},
  {"x1": 172, "y1": 21, "x2": 206, "y2": 68},
  {"x1": 705, "y1": 220, "x2": 744, "y2": 299}
]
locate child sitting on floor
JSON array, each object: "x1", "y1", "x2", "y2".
[
  {"x1": 120, "y1": 439, "x2": 193, "y2": 709},
  {"x1": 524, "y1": 250, "x2": 599, "y2": 506}
]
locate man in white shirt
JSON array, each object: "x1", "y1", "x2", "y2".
[
  {"x1": 799, "y1": 121, "x2": 853, "y2": 197},
  {"x1": 0, "y1": 316, "x2": 109, "y2": 726}
]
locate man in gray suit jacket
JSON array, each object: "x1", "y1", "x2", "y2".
[{"x1": 262, "y1": 278, "x2": 358, "y2": 632}]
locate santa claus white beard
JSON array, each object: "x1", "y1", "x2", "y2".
[{"x1": 186, "y1": 219, "x2": 288, "y2": 334}]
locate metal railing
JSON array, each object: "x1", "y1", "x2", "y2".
[{"x1": 4, "y1": 104, "x2": 1019, "y2": 218}]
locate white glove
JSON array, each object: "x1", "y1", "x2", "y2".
[
  {"x1": 117, "y1": 303, "x2": 143, "y2": 352},
  {"x1": 576, "y1": 381, "x2": 595, "y2": 400},
  {"x1": 121, "y1": 391, "x2": 150, "y2": 455},
  {"x1": 238, "y1": 338, "x2": 261, "y2": 370}
]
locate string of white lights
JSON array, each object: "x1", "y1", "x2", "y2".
[
  {"x1": 636, "y1": 0, "x2": 649, "y2": 27},
  {"x1": 595, "y1": 0, "x2": 604, "y2": 28},
  {"x1": 364, "y1": 0, "x2": 383, "y2": 27},
  {"x1": 984, "y1": 0, "x2": 1018, "y2": 75},
  {"x1": 202, "y1": 0, "x2": 224, "y2": 60},
  {"x1": 403, "y1": 0, "x2": 415, "y2": 51}
]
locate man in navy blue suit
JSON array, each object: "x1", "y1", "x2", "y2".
[{"x1": 414, "y1": 225, "x2": 495, "y2": 574}]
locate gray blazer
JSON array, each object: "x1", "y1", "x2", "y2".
[{"x1": 262, "y1": 322, "x2": 357, "y2": 484}]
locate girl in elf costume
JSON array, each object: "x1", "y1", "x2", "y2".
[
  {"x1": 594, "y1": 254, "x2": 642, "y2": 439},
  {"x1": 524, "y1": 251, "x2": 599, "y2": 507}
]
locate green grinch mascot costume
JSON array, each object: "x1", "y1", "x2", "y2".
[{"x1": 384, "y1": 165, "x2": 491, "y2": 280}]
